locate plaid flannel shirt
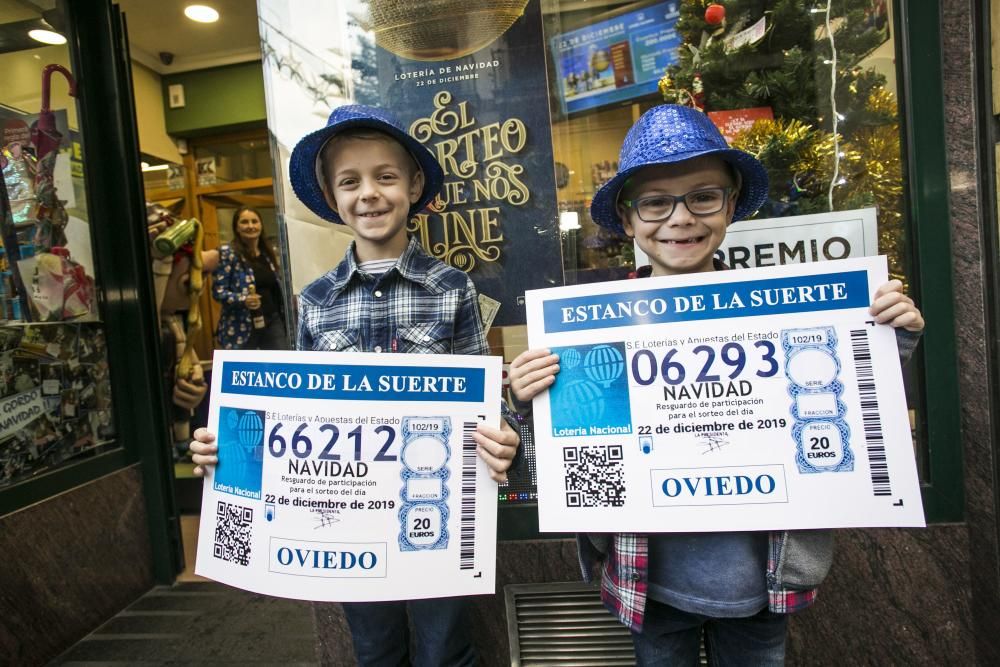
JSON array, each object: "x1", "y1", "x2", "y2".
[
  {"x1": 584, "y1": 275, "x2": 923, "y2": 633},
  {"x1": 297, "y1": 236, "x2": 487, "y2": 356},
  {"x1": 585, "y1": 532, "x2": 818, "y2": 632},
  {"x1": 296, "y1": 236, "x2": 520, "y2": 439}
]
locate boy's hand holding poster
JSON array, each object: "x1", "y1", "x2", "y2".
[
  {"x1": 525, "y1": 257, "x2": 925, "y2": 533},
  {"x1": 195, "y1": 350, "x2": 502, "y2": 601}
]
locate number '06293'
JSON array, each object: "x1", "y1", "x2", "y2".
[
  {"x1": 630, "y1": 341, "x2": 779, "y2": 386},
  {"x1": 266, "y1": 422, "x2": 397, "y2": 462}
]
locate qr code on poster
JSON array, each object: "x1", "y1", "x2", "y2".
[
  {"x1": 213, "y1": 500, "x2": 253, "y2": 566},
  {"x1": 564, "y1": 445, "x2": 626, "y2": 507}
]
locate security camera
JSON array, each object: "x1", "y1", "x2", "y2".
[{"x1": 159, "y1": 51, "x2": 174, "y2": 66}]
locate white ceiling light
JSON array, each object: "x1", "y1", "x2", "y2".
[
  {"x1": 28, "y1": 29, "x2": 67, "y2": 45},
  {"x1": 184, "y1": 5, "x2": 219, "y2": 23}
]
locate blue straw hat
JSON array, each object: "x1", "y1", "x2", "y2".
[
  {"x1": 289, "y1": 104, "x2": 444, "y2": 224},
  {"x1": 590, "y1": 105, "x2": 769, "y2": 235}
]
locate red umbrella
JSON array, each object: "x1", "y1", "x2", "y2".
[{"x1": 30, "y1": 64, "x2": 77, "y2": 251}]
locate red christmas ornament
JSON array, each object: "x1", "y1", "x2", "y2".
[{"x1": 705, "y1": 3, "x2": 726, "y2": 26}]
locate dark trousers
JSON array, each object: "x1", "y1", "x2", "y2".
[
  {"x1": 341, "y1": 598, "x2": 475, "y2": 667},
  {"x1": 247, "y1": 314, "x2": 288, "y2": 350},
  {"x1": 631, "y1": 600, "x2": 787, "y2": 667}
]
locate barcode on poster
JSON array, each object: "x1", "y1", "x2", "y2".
[
  {"x1": 564, "y1": 445, "x2": 626, "y2": 507},
  {"x1": 214, "y1": 500, "x2": 253, "y2": 566},
  {"x1": 459, "y1": 420, "x2": 477, "y2": 570},
  {"x1": 850, "y1": 329, "x2": 891, "y2": 496}
]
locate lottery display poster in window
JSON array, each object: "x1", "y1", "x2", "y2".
[
  {"x1": 524, "y1": 256, "x2": 924, "y2": 533},
  {"x1": 195, "y1": 349, "x2": 502, "y2": 601}
]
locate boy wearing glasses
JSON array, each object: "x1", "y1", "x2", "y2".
[{"x1": 509, "y1": 105, "x2": 924, "y2": 665}]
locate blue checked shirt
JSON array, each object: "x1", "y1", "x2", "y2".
[{"x1": 297, "y1": 236, "x2": 488, "y2": 358}]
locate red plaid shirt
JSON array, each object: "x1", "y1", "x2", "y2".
[{"x1": 586, "y1": 531, "x2": 818, "y2": 632}]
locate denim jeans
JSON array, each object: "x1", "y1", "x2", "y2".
[
  {"x1": 631, "y1": 600, "x2": 787, "y2": 667},
  {"x1": 341, "y1": 598, "x2": 475, "y2": 666}
]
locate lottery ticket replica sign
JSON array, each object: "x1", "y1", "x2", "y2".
[
  {"x1": 634, "y1": 207, "x2": 879, "y2": 270},
  {"x1": 525, "y1": 256, "x2": 924, "y2": 533},
  {"x1": 196, "y1": 350, "x2": 502, "y2": 601}
]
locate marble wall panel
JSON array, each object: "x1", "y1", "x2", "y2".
[
  {"x1": 0, "y1": 465, "x2": 154, "y2": 665},
  {"x1": 786, "y1": 526, "x2": 974, "y2": 665},
  {"x1": 941, "y1": 0, "x2": 1000, "y2": 663}
]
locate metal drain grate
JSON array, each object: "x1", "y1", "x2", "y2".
[{"x1": 505, "y1": 582, "x2": 637, "y2": 666}]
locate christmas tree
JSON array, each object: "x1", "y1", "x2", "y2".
[{"x1": 659, "y1": 0, "x2": 905, "y2": 281}]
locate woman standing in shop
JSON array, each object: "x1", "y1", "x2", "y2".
[{"x1": 212, "y1": 206, "x2": 288, "y2": 350}]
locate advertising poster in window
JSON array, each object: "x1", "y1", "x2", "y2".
[
  {"x1": 372, "y1": 0, "x2": 562, "y2": 326},
  {"x1": 549, "y1": 0, "x2": 681, "y2": 116}
]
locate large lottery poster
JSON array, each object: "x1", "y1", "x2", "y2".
[
  {"x1": 196, "y1": 350, "x2": 502, "y2": 601},
  {"x1": 525, "y1": 257, "x2": 925, "y2": 533},
  {"x1": 373, "y1": 0, "x2": 562, "y2": 326}
]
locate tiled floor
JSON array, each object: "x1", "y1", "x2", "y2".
[
  {"x1": 49, "y1": 582, "x2": 320, "y2": 665},
  {"x1": 50, "y1": 514, "x2": 320, "y2": 665}
]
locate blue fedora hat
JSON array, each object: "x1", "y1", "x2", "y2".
[
  {"x1": 590, "y1": 104, "x2": 768, "y2": 235},
  {"x1": 289, "y1": 104, "x2": 444, "y2": 224}
]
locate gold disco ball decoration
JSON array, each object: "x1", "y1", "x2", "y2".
[{"x1": 369, "y1": 0, "x2": 530, "y2": 61}]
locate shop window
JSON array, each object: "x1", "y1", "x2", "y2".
[
  {"x1": 0, "y1": 3, "x2": 118, "y2": 490},
  {"x1": 549, "y1": 0, "x2": 926, "y2": 489},
  {"x1": 257, "y1": 0, "x2": 958, "y2": 525}
]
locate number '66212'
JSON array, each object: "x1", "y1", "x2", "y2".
[{"x1": 266, "y1": 422, "x2": 398, "y2": 462}]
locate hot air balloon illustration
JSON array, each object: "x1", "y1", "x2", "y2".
[
  {"x1": 236, "y1": 410, "x2": 265, "y2": 461},
  {"x1": 583, "y1": 344, "x2": 625, "y2": 388},
  {"x1": 561, "y1": 347, "x2": 582, "y2": 370}
]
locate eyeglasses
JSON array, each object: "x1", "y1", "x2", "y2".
[{"x1": 621, "y1": 187, "x2": 732, "y2": 223}]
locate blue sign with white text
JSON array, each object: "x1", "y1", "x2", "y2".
[
  {"x1": 542, "y1": 270, "x2": 870, "y2": 333},
  {"x1": 550, "y1": 1, "x2": 681, "y2": 115},
  {"x1": 221, "y1": 362, "x2": 486, "y2": 402}
]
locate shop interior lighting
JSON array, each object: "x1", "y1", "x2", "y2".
[
  {"x1": 28, "y1": 29, "x2": 66, "y2": 45},
  {"x1": 184, "y1": 5, "x2": 220, "y2": 23},
  {"x1": 141, "y1": 162, "x2": 170, "y2": 172},
  {"x1": 559, "y1": 211, "x2": 581, "y2": 231}
]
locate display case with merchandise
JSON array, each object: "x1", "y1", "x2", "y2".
[
  {"x1": 0, "y1": 24, "x2": 114, "y2": 491},
  {"x1": 0, "y1": 0, "x2": 177, "y2": 582}
]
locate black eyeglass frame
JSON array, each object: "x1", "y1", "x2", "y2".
[{"x1": 620, "y1": 186, "x2": 733, "y2": 223}]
